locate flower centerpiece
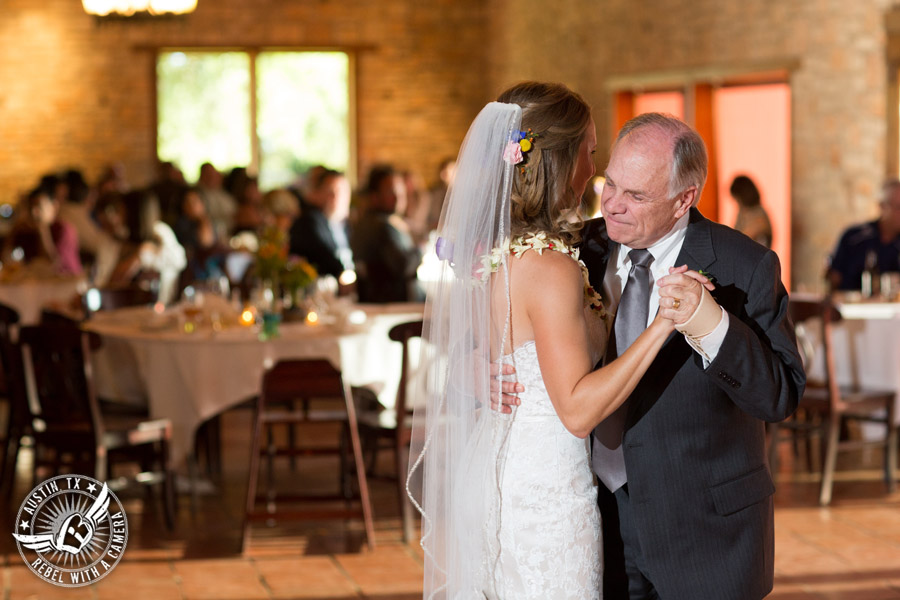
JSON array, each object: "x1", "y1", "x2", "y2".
[
  {"x1": 254, "y1": 226, "x2": 318, "y2": 316},
  {"x1": 255, "y1": 226, "x2": 289, "y2": 288},
  {"x1": 281, "y1": 255, "x2": 318, "y2": 310}
]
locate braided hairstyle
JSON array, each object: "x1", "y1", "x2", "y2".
[{"x1": 496, "y1": 81, "x2": 592, "y2": 245}]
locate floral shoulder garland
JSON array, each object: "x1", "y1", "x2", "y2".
[{"x1": 481, "y1": 232, "x2": 607, "y2": 317}]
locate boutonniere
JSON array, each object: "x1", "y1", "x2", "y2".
[{"x1": 698, "y1": 269, "x2": 717, "y2": 286}]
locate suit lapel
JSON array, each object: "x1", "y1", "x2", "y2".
[{"x1": 674, "y1": 208, "x2": 717, "y2": 275}]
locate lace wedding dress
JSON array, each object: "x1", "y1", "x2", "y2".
[{"x1": 466, "y1": 298, "x2": 608, "y2": 599}]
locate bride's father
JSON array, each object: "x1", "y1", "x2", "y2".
[{"x1": 581, "y1": 112, "x2": 806, "y2": 599}]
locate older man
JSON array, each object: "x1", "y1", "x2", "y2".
[
  {"x1": 585, "y1": 113, "x2": 805, "y2": 599},
  {"x1": 827, "y1": 178, "x2": 900, "y2": 292},
  {"x1": 499, "y1": 112, "x2": 805, "y2": 599}
]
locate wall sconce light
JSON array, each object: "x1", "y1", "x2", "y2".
[{"x1": 82, "y1": 0, "x2": 198, "y2": 17}]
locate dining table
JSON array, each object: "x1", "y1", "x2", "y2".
[
  {"x1": 0, "y1": 273, "x2": 86, "y2": 324},
  {"x1": 85, "y1": 300, "x2": 425, "y2": 467}
]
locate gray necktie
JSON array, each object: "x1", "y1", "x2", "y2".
[{"x1": 592, "y1": 248, "x2": 653, "y2": 492}]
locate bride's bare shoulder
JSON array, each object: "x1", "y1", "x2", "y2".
[{"x1": 511, "y1": 249, "x2": 583, "y2": 292}]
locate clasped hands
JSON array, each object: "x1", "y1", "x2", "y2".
[{"x1": 490, "y1": 265, "x2": 718, "y2": 413}]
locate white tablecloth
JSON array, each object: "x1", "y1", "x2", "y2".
[
  {"x1": 0, "y1": 276, "x2": 86, "y2": 324},
  {"x1": 86, "y1": 303, "x2": 424, "y2": 466}
]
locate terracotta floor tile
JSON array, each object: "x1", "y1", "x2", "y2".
[
  {"x1": 94, "y1": 562, "x2": 181, "y2": 599},
  {"x1": 2, "y1": 405, "x2": 898, "y2": 599},
  {"x1": 6, "y1": 565, "x2": 95, "y2": 599},
  {"x1": 255, "y1": 556, "x2": 358, "y2": 598},
  {"x1": 335, "y1": 547, "x2": 422, "y2": 595},
  {"x1": 175, "y1": 558, "x2": 270, "y2": 600}
]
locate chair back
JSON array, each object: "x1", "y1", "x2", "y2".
[
  {"x1": 388, "y1": 320, "x2": 424, "y2": 419},
  {"x1": 788, "y1": 296, "x2": 842, "y2": 410},
  {"x1": 0, "y1": 303, "x2": 30, "y2": 432},
  {"x1": 0, "y1": 303, "x2": 21, "y2": 379},
  {"x1": 18, "y1": 324, "x2": 103, "y2": 439},
  {"x1": 260, "y1": 359, "x2": 348, "y2": 413}
]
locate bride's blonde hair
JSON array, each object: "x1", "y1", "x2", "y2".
[{"x1": 497, "y1": 81, "x2": 592, "y2": 246}]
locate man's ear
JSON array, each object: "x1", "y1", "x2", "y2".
[{"x1": 674, "y1": 186, "x2": 697, "y2": 217}]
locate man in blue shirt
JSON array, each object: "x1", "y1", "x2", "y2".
[{"x1": 828, "y1": 179, "x2": 900, "y2": 291}]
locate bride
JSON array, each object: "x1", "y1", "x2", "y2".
[{"x1": 407, "y1": 82, "x2": 705, "y2": 599}]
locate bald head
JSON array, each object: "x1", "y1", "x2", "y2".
[{"x1": 616, "y1": 113, "x2": 708, "y2": 204}]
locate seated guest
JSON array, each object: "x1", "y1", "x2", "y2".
[
  {"x1": 197, "y1": 162, "x2": 237, "y2": 241},
  {"x1": 289, "y1": 168, "x2": 354, "y2": 279},
  {"x1": 58, "y1": 168, "x2": 121, "y2": 286},
  {"x1": 401, "y1": 169, "x2": 430, "y2": 247},
  {"x1": 108, "y1": 220, "x2": 186, "y2": 306},
  {"x1": 4, "y1": 187, "x2": 82, "y2": 275},
  {"x1": 350, "y1": 165, "x2": 423, "y2": 303},
  {"x1": 263, "y1": 188, "x2": 300, "y2": 234},
  {"x1": 148, "y1": 161, "x2": 187, "y2": 226},
  {"x1": 94, "y1": 191, "x2": 131, "y2": 242},
  {"x1": 231, "y1": 175, "x2": 264, "y2": 234},
  {"x1": 426, "y1": 157, "x2": 456, "y2": 233},
  {"x1": 173, "y1": 187, "x2": 227, "y2": 284},
  {"x1": 828, "y1": 178, "x2": 900, "y2": 290}
]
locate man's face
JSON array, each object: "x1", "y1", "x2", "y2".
[
  {"x1": 571, "y1": 117, "x2": 597, "y2": 203},
  {"x1": 321, "y1": 175, "x2": 351, "y2": 221},
  {"x1": 375, "y1": 175, "x2": 405, "y2": 215},
  {"x1": 881, "y1": 187, "x2": 900, "y2": 235},
  {"x1": 600, "y1": 128, "x2": 693, "y2": 249}
]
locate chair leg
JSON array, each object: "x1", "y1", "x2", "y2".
[
  {"x1": 243, "y1": 404, "x2": 264, "y2": 551},
  {"x1": 159, "y1": 441, "x2": 177, "y2": 531},
  {"x1": 885, "y1": 423, "x2": 898, "y2": 494},
  {"x1": 345, "y1": 414, "x2": 376, "y2": 549},
  {"x1": 2, "y1": 433, "x2": 20, "y2": 498},
  {"x1": 820, "y1": 416, "x2": 841, "y2": 506},
  {"x1": 339, "y1": 425, "x2": 350, "y2": 500},
  {"x1": 395, "y1": 439, "x2": 414, "y2": 544}
]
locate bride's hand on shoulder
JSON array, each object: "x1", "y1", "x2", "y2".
[{"x1": 656, "y1": 265, "x2": 715, "y2": 325}]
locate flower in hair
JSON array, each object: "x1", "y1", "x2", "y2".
[
  {"x1": 502, "y1": 129, "x2": 538, "y2": 168},
  {"x1": 502, "y1": 141, "x2": 523, "y2": 166}
]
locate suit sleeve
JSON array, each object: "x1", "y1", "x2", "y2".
[{"x1": 704, "y1": 250, "x2": 805, "y2": 423}]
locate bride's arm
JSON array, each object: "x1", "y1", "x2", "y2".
[{"x1": 521, "y1": 252, "x2": 674, "y2": 439}]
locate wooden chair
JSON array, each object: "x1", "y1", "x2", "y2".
[
  {"x1": 358, "y1": 319, "x2": 423, "y2": 542},
  {"x1": 769, "y1": 297, "x2": 898, "y2": 505},
  {"x1": 243, "y1": 359, "x2": 375, "y2": 550},
  {"x1": 0, "y1": 303, "x2": 30, "y2": 495},
  {"x1": 18, "y1": 323, "x2": 177, "y2": 528}
]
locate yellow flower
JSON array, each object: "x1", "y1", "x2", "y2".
[{"x1": 519, "y1": 138, "x2": 532, "y2": 152}]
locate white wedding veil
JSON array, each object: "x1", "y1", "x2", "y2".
[{"x1": 407, "y1": 101, "x2": 522, "y2": 599}]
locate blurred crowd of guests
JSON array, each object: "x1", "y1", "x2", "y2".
[
  {"x1": 2, "y1": 157, "x2": 457, "y2": 305},
  {"x1": 8, "y1": 161, "x2": 900, "y2": 303}
]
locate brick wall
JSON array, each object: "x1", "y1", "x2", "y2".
[
  {"x1": 0, "y1": 0, "x2": 489, "y2": 202},
  {"x1": 2, "y1": 0, "x2": 898, "y2": 289},
  {"x1": 487, "y1": 0, "x2": 898, "y2": 290}
]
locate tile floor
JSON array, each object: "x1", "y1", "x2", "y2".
[{"x1": 1, "y1": 407, "x2": 898, "y2": 599}]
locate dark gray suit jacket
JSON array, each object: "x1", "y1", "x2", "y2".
[{"x1": 580, "y1": 209, "x2": 806, "y2": 600}]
